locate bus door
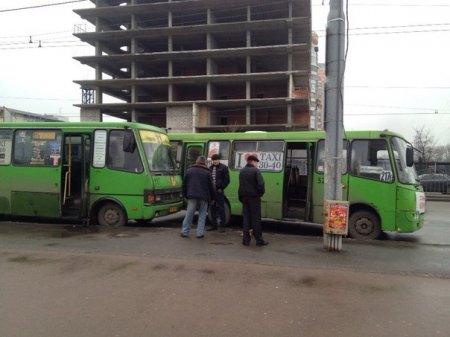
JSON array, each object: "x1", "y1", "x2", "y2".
[
  {"x1": 182, "y1": 142, "x2": 205, "y2": 175},
  {"x1": 284, "y1": 142, "x2": 312, "y2": 221},
  {"x1": 61, "y1": 134, "x2": 91, "y2": 217}
]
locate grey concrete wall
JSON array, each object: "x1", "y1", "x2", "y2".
[
  {"x1": 166, "y1": 105, "x2": 193, "y2": 133},
  {"x1": 80, "y1": 108, "x2": 101, "y2": 122}
]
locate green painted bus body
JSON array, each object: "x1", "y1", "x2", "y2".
[
  {"x1": 0, "y1": 122, "x2": 182, "y2": 223},
  {"x1": 169, "y1": 130, "x2": 424, "y2": 235}
]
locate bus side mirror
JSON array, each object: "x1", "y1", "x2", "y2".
[
  {"x1": 123, "y1": 130, "x2": 137, "y2": 153},
  {"x1": 406, "y1": 147, "x2": 414, "y2": 167}
]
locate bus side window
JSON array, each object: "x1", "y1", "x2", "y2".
[
  {"x1": 351, "y1": 139, "x2": 392, "y2": 182},
  {"x1": 108, "y1": 130, "x2": 143, "y2": 173},
  {"x1": 186, "y1": 146, "x2": 203, "y2": 168},
  {"x1": 0, "y1": 130, "x2": 13, "y2": 165},
  {"x1": 207, "y1": 141, "x2": 230, "y2": 166},
  {"x1": 169, "y1": 141, "x2": 182, "y2": 168},
  {"x1": 315, "y1": 140, "x2": 348, "y2": 174},
  {"x1": 13, "y1": 130, "x2": 61, "y2": 166}
]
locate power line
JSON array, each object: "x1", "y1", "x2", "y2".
[
  {"x1": 0, "y1": 96, "x2": 77, "y2": 101},
  {"x1": 346, "y1": 103, "x2": 450, "y2": 112},
  {"x1": 346, "y1": 85, "x2": 450, "y2": 89},
  {"x1": 311, "y1": 1, "x2": 450, "y2": 7},
  {"x1": 0, "y1": 44, "x2": 87, "y2": 50},
  {"x1": 346, "y1": 112, "x2": 450, "y2": 116},
  {"x1": 0, "y1": 0, "x2": 87, "y2": 13},
  {"x1": 341, "y1": 3, "x2": 450, "y2": 7}
]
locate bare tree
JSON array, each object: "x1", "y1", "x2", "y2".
[
  {"x1": 413, "y1": 126, "x2": 436, "y2": 164},
  {"x1": 432, "y1": 145, "x2": 450, "y2": 162}
]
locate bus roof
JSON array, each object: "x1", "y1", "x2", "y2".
[
  {"x1": 168, "y1": 130, "x2": 405, "y2": 141},
  {"x1": 0, "y1": 121, "x2": 166, "y2": 134}
]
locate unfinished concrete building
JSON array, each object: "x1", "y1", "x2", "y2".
[{"x1": 73, "y1": 0, "x2": 312, "y2": 133}]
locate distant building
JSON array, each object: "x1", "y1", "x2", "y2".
[
  {"x1": 73, "y1": 0, "x2": 313, "y2": 133},
  {"x1": 309, "y1": 31, "x2": 323, "y2": 130},
  {"x1": 0, "y1": 107, "x2": 64, "y2": 123}
]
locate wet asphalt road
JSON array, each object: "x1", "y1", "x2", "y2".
[{"x1": 0, "y1": 201, "x2": 449, "y2": 337}]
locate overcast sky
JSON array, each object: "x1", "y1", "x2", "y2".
[{"x1": 1, "y1": 0, "x2": 449, "y2": 145}]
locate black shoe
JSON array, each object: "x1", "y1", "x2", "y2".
[
  {"x1": 218, "y1": 227, "x2": 226, "y2": 233},
  {"x1": 180, "y1": 233, "x2": 189, "y2": 238},
  {"x1": 256, "y1": 240, "x2": 269, "y2": 246},
  {"x1": 206, "y1": 226, "x2": 217, "y2": 231},
  {"x1": 196, "y1": 235, "x2": 204, "y2": 239},
  {"x1": 242, "y1": 240, "x2": 250, "y2": 246}
]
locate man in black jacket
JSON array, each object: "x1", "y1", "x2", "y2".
[
  {"x1": 181, "y1": 156, "x2": 216, "y2": 238},
  {"x1": 238, "y1": 155, "x2": 268, "y2": 246},
  {"x1": 207, "y1": 153, "x2": 230, "y2": 232}
]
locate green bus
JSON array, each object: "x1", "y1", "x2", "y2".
[
  {"x1": 169, "y1": 130, "x2": 425, "y2": 239},
  {"x1": 0, "y1": 122, "x2": 182, "y2": 225}
]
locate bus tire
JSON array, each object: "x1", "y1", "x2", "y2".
[
  {"x1": 97, "y1": 202, "x2": 127, "y2": 226},
  {"x1": 348, "y1": 210, "x2": 381, "y2": 240}
]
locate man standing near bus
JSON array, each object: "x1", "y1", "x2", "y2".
[
  {"x1": 207, "y1": 153, "x2": 230, "y2": 232},
  {"x1": 181, "y1": 156, "x2": 216, "y2": 238},
  {"x1": 238, "y1": 155, "x2": 268, "y2": 246}
]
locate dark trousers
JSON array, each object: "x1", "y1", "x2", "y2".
[
  {"x1": 210, "y1": 190, "x2": 226, "y2": 226},
  {"x1": 242, "y1": 197, "x2": 263, "y2": 243}
]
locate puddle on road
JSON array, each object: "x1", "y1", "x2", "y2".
[{"x1": 111, "y1": 233, "x2": 139, "y2": 238}]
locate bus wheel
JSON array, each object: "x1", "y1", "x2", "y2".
[
  {"x1": 97, "y1": 202, "x2": 126, "y2": 226},
  {"x1": 348, "y1": 210, "x2": 381, "y2": 240}
]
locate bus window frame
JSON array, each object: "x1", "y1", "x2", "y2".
[
  {"x1": 12, "y1": 128, "x2": 62, "y2": 168},
  {"x1": 170, "y1": 140, "x2": 183, "y2": 168},
  {"x1": 349, "y1": 138, "x2": 395, "y2": 184},
  {"x1": 206, "y1": 140, "x2": 230, "y2": 165},
  {"x1": 107, "y1": 129, "x2": 144, "y2": 174}
]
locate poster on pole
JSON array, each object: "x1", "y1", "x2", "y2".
[{"x1": 323, "y1": 200, "x2": 349, "y2": 235}]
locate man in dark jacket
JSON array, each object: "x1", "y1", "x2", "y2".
[
  {"x1": 207, "y1": 153, "x2": 230, "y2": 232},
  {"x1": 238, "y1": 155, "x2": 268, "y2": 246},
  {"x1": 181, "y1": 156, "x2": 216, "y2": 238}
]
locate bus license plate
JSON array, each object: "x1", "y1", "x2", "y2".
[{"x1": 170, "y1": 207, "x2": 178, "y2": 213}]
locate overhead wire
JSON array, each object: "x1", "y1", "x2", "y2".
[
  {"x1": 1, "y1": 1, "x2": 449, "y2": 125},
  {"x1": 0, "y1": 0, "x2": 88, "y2": 13}
]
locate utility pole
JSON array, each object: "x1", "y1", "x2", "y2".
[{"x1": 323, "y1": 0, "x2": 347, "y2": 251}]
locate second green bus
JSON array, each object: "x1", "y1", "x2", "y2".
[{"x1": 169, "y1": 130, "x2": 425, "y2": 239}]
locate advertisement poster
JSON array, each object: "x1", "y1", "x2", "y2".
[
  {"x1": 234, "y1": 151, "x2": 284, "y2": 172},
  {"x1": 93, "y1": 130, "x2": 107, "y2": 167},
  {"x1": 323, "y1": 200, "x2": 349, "y2": 235}
]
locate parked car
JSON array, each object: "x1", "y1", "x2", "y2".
[{"x1": 418, "y1": 174, "x2": 450, "y2": 194}]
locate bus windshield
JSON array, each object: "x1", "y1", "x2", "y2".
[
  {"x1": 139, "y1": 130, "x2": 177, "y2": 172},
  {"x1": 391, "y1": 137, "x2": 418, "y2": 185}
]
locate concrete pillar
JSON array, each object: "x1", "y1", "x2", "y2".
[
  {"x1": 192, "y1": 103, "x2": 199, "y2": 132},
  {"x1": 287, "y1": 103, "x2": 292, "y2": 125}
]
